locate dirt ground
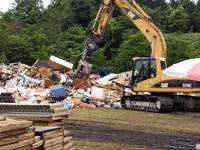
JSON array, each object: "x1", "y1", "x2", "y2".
[{"x1": 64, "y1": 108, "x2": 200, "y2": 150}]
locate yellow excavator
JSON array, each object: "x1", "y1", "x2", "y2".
[{"x1": 75, "y1": 0, "x2": 200, "y2": 112}]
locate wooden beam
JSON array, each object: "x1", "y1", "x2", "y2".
[
  {"x1": 0, "y1": 121, "x2": 33, "y2": 133},
  {"x1": 0, "y1": 138, "x2": 34, "y2": 150},
  {"x1": 31, "y1": 140, "x2": 43, "y2": 150},
  {"x1": 0, "y1": 127, "x2": 29, "y2": 139},
  {"x1": 0, "y1": 132, "x2": 34, "y2": 146},
  {"x1": 44, "y1": 139, "x2": 63, "y2": 148},
  {"x1": 64, "y1": 136, "x2": 72, "y2": 144},
  {"x1": 63, "y1": 142, "x2": 73, "y2": 150},
  {"x1": 43, "y1": 131, "x2": 63, "y2": 140}
]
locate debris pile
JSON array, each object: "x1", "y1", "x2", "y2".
[{"x1": 0, "y1": 55, "x2": 132, "y2": 109}]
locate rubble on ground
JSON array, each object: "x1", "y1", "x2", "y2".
[{"x1": 0, "y1": 55, "x2": 133, "y2": 109}]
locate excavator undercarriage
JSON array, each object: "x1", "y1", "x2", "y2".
[{"x1": 121, "y1": 94, "x2": 200, "y2": 112}]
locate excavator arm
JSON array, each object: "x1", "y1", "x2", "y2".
[{"x1": 75, "y1": 0, "x2": 166, "y2": 79}]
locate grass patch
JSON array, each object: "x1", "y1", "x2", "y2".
[{"x1": 64, "y1": 108, "x2": 200, "y2": 150}]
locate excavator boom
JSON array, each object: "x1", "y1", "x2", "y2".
[{"x1": 75, "y1": 0, "x2": 166, "y2": 80}]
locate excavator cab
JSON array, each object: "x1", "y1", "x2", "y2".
[{"x1": 131, "y1": 57, "x2": 162, "y2": 86}]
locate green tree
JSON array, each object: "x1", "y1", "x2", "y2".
[
  {"x1": 13, "y1": 0, "x2": 43, "y2": 25},
  {"x1": 0, "y1": 51, "x2": 10, "y2": 65},
  {"x1": 165, "y1": 35, "x2": 200, "y2": 66},
  {"x1": 135, "y1": 0, "x2": 168, "y2": 10},
  {"x1": 182, "y1": 0, "x2": 200, "y2": 32},
  {"x1": 168, "y1": 5, "x2": 188, "y2": 32},
  {"x1": 170, "y1": 0, "x2": 180, "y2": 8},
  {"x1": 4, "y1": 35, "x2": 34, "y2": 65},
  {"x1": 113, "y1": 32, "x2": 151, "y2": 73}
]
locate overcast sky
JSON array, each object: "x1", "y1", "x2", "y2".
[
  {"x1": 0, "y1": 0, "x2": 198, "y2": 13},
  {"x1": 0, "y1": 0, "x2": 51, "y2": 12}
]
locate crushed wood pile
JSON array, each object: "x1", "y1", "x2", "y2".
[{"x1": 0, "y1": 55, "x2": 132, "y2": 109}]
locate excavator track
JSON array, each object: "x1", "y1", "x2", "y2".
[
  {"x1": 121, "y1": 95, "x2": 173, "y2": 113},
  {"x1": 172, "y1": 95, "x2": 200, "y2": 111}
]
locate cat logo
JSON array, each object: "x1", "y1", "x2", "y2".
[
  {"x1": 161, "y1": 83, "x2": 168, "y2": 88},
  {"x1": 128, "y1": 11, "x2": 135, "y2": 19}
]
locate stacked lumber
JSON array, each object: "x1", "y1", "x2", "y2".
[
  {"x1": 0, "y1": 103, "x2": 72, "y2": 126},
  {"x1": 0, "y1": 119, "x2": 43, "y2": 150},
  {"x1": 35, "y1": 126, "x2": 75, "y2": 150},
  {"x1": 63, "y1": 130, "x2": 75, "y2": 150}
]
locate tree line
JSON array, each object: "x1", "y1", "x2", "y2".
[{"x1": 0, "y1": 0, "x2": 200, "y2": 73}]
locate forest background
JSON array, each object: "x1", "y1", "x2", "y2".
[{"x1": 0, "y1": 0, "x2": 200, "y2": 73}]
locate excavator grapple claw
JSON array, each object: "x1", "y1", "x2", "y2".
[{"x1": 75, "y1": 59, "x2": 93, "y2": 80}]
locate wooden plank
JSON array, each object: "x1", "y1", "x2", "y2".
[
  {"x1": 43, "y1": 131, "x2": 63, "y2": 140},
  {"x1": 0, "y1": 127, "x2": 29, "y2": 139},
  {"x1": 45, "y1": 136, "x2": 63, "y2": 144},
  {"x1": 0, "y1": 120, "x2": 33, "y2": 133},
  {"x1": 48, "y1": 121, "x2": 64, "y2": 127},
  {"x1": 67, "y1": 148, "x2": 76, "y2": 150},
  {"x1": 34, "y1": 136, "x2": 41, "y2": 143},
  {"x1": 63, "y1": 142, "x2": 73, "y2": 150},
  {"x1": 44, "y1": 139, "x2": 63, "y2": 148},
  {"x1": 54, "y1": 145, "x2": 63, "y2": 150},
  {"x1": 0, "y1": 138, "x2": 34, "y2": 150},
  {"x1": 15, "y1": 145, "x2": 32, "y2": 150},
  {"x1": 45, "y1": 143, "x2": 63, "y2": 150},
  {"x1": 37, "y1": 68, "x2": 50, "y2": 76},
  {"x1": 31, "y1": 140, "x2": 43, "y2": 150},
  {"x1": 64, "y1": 130, "x2": 71, "y2": 136},
  {"x1": 51, "y1": 111, "x2": 72, "y2": 116},
  {"x1": 3, "y1": 116, "x2": 52, "y2": 121},
  {"x1": 52, "y1": 115, "x2": 69, "y2": 121},
  {"x1": 0, "y1": 132, "x2": 34, "y2": 146},
  {"x1": 42, "y1": 128, "x2": 63, "y2": 137},
  {"x1": 53, "y1": 107, "x2": 70, "y2": 113},
  {"x1": 64, "y1": 136, "x2": 72, "y2": 144}
]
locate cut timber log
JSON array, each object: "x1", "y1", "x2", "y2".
[
  {"x1": 0, "y1": 138, "x2": 34, "y2": 150},
  {"x1": 0, "y1": 120, "x2": 33, "y2": 133},
  {"x1": 0, "y1": 132, "x2": 34, "y2": 146}
]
